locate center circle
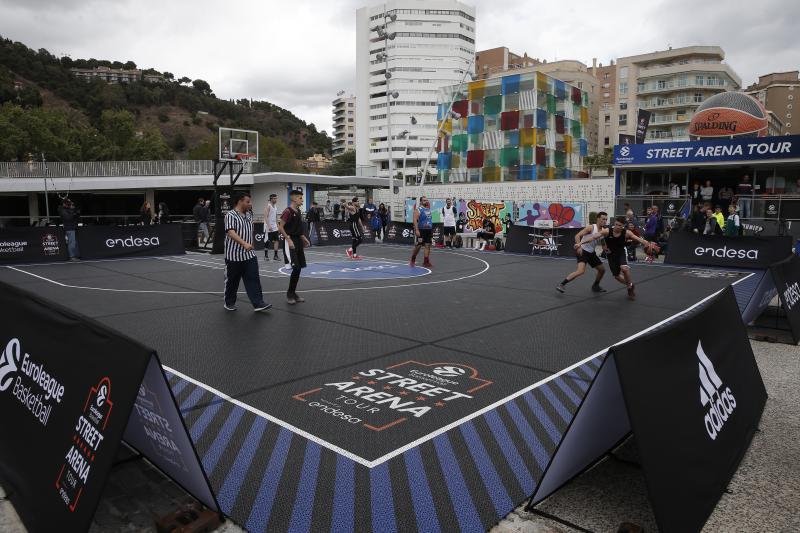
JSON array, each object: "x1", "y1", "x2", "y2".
[{"x1": 278, "y1": 260, "x2": 431, "y2": 280}]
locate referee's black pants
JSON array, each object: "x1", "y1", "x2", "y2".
[{"x1": 224, "y1": 257, "x2": 265, "y2": 307}]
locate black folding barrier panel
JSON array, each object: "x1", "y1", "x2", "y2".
[
  {"x1": 77, "y1": 225, "x2": 185, "y2": 259},
  {"x1": 381, "y1": 221, "x2": 415, "y2": 245},
  {"x1": 0, "y1": 281, "x2": 218, "y2": 533},
  {"x1": 504, "y1": 225, "x2": 582, "y2": 256},
  {"x1": 665, "y1": 232, "x2": 792, "y2": 269},
  {"x1": 610, "y1": 287, "x2": 767, "y2": 533},
  {"x1": 0, "y1": 226, "x2": 68, "y2": 264},
  {"x1": 769, "y1": 253, "x2": 800, "y2": 343},
  {"x1": 315, "y1": 220, "x2": 375, "y2": 246}
]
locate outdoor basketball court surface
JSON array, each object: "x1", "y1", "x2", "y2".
[{"x1": 0, "y1": 246, "x2": 763, "y2": 532}]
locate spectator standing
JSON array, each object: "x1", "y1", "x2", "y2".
[
  {"x1": 625, "y1": 222, "x2": 641, "y2": 261},
  {"x1": 193, "y1": 197, "x2": 210, "y2": 247},
  {"x1": 690, "y1": 204, "x2": 706, "y2": 234},
  {"x1": 700, "y1": 180, "x2": 714, "y2": 204},
  {"x1": 440, "y1": 198, "x2": 457, "y2": 248},
  {"x1": 502, "y1": 213, "x2": 513, "y2": 234},
  {"x1": 333, "y1": 199, "x2": 341, "y2": 221},
  {"x1": 718, "y1": 185, "x2": 734, "y2": 212},
  {"x1": 57, "y1": 199, "x2": 80, "y2": 261},
  {"x1": 690, "y1": 182, "x2": 702, "y2": 204},
  {"x1": 140, "y1": 201, "x2": 154, "y2": 225},
  {"x1": 713, "y1": 207, "x2": 726, "y2": 232},
  {"x1": 306, "y1": 201, "x2": 321, "y2": 245},
  {"x1": 156, "y1": 202, "x2": 170, "y2": 224},
  {"x1": 378, "y1": 203, "x2": 389, "y2": 240},
  {"x1": 669, "y1": 181, "x2": 681, "y2": 197},
  {"x1": 702, "y1": 208, "x2": 722, "y2": 236},
  {"x1": 736, "y1": 174, "x2": 753, "y2": 219},
  {"x1": 624, "y1": 209, "x2": 640, "y2": 232},
  {"x1": 339, "y1": 199, "x2": 347, "y2": 220},
  {"x1": 644, "y1": 205, "x2": 661, "y2": 243},
  {"x1": 223, "y1": 192, "x2": 271, "y2": 313},
  {"x1": 724, "y1": 205, "x2": 740, "y2": 237},
  {"x1": 324, "y1": 200, "x2": 333, "y2": 220},
  {"x1": 361, "y1": 197, "x2": 377, "y2": 226}
]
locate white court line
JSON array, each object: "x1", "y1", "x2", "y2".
[
  {"x1": 156, "y1": 256, "x2": 286, "y2": 278},
  {"x1": 162, "y1": 270, "x2": 756, "y2": 468},
  {"x1": 4, "y1": 250, "x2": 489, "y2": 295},
  {"x1": 305, "y1": 249, "x2": 411, "y2": 265},
  {"x1": 5, "y1": 253, "x2": 754, "y2": 466},
  {"x1": 163, "y1": 365, "x2": 372, "y2": 467}
]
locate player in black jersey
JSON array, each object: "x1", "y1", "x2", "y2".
[
  {"x1": 346, "y1": 198, "x2": 365, "y2": 259},
  {"x1": 279, "y1": 189, "x2": 311, "y2": 304},
  {"x1": 579, "y1": 216, "x2": 654, "y2": 300}
]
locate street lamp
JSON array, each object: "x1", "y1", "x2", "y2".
[
  {"x1": 372, "y1": 6, "x2": 398, "y2": 211},
  {"x1": 418, "y1": 57, "x2": 476, "y2": 192}
]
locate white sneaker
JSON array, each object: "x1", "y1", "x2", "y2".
[
  {"x1": 224, "y1": 304, "x2": 237, "y2": 311},
  {"x1": 346, "y1": 248, "x2": 353, "y2": 258},
  {"x1": 479, "y1": 242, "x2": 486, "y2": 251}
]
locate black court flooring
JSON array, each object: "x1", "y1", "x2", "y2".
[{"x1": 0, "y1": 246, "x2": 756, "y2": 532}]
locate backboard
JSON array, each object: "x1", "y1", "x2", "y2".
[{"x1": 218, "y1": 127, "x2": 259, "y2": 163}]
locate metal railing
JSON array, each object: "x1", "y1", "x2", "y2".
[
  {"x1": 0, "y1": 160, "x2": 214, "y2": 178},
  {"x1": 0, "y1": 160, "x2": 381, "y2": 179}
]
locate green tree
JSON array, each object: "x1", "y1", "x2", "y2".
[
  {"x1": 329, "y1": 150, "x2": 356, "y2": 176},
  {"x1": 260, "y1": 134, "x2": 295, "y2": 171},
  {"x1": 100, "y1": 109, "x2": 136, "y2": 157},
  {"x1": 125, "y1": 128, "x2": 171, "y2": 160},
  {"x1": 192, "y1": 79, "x2": 212, "y2": 96}
]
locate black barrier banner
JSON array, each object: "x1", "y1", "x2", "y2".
[
  {"x1": 315, "y1": 220, "x2": 375, "y2": 246},
  {"x1": 123, "y1": 358, "x2": 219, "y2": 512},
  {"x1": 383, "y1": 222, "x2": 415, "y2": 245},
  {"x1": 0, "y1": 226, "x2": 68, "y2": 264},
  {"x1": 611, "y1": 287, "x2": 767, "y2": 533},
  {"x1": 503, "y1": 225, "x2": 582, "y2": 256},
  {"x1": 0, "y1": 281, "x2": 150, "y2": 532},
  {"x1": 665, "y1": 232, "x2": 792, "y2": 268},
  {"x1": 770, "y1": 254, "x2": 800, "y2": 343},
  {"x1": 78, "y1": 224, "x2": 185, "y2": 259},
  {"x1": 635, "y1": 109, "x2": 652, "y2": 144}
]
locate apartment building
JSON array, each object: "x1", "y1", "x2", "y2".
[
  {"x1": 355, "y1": 0, "x2": 476, "y2": 179},
  {"x1": 600, "y1": 46, "x2": 741, "y2": 149},
  {"x1": 332, "y1": 94, "x2": 357, "y2": 157},
  {"x1": 745, "y1": 71, "x2": 800, "y2": 135}
]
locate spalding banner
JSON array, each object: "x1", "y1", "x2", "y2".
[
  {"x1": 77, "y1": 225, "x2": 185, "y2": 259},
  {"x1": 665, "y1": 232, "x2": 792, "y2": 269},
  {"x1": 0, "y1": 226, "x2": 68, "y2": 264}
]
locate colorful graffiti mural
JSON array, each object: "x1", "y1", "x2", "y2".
[{"x1": 516, "y1": 202, "x2": 585, "y2": 228}]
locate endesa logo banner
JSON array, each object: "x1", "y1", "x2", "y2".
[
  {"x1": 78, "y1": 224, "x2": 185, "y2": 259},
  {"x1": 0, "y1": 281, "x2": 152, "y2": 533},
  {"x1": 610, "y1": 287, "x2": 767, "y2": 533},
  {"x1": 665, "y1": 232, "x2": 792, "y2": 269}
]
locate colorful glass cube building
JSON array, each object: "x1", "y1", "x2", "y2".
[{"x1": 435, "y1": 71, "x2": 589, "y2": 182}]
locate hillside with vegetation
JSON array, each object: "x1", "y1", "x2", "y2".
[{"x1": 0, "y1": 36, "x2": 331, "y2": 165}]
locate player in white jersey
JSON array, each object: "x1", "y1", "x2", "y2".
[
  {"x1": 264, "y1": 194, "x2": 280, "y2": 261},
  {"x1": 440, "y1": 198, "x2": 457, "y2": 248},
  {"x1": 556, "y1": 212, "x2": 609, "y2": 294}
]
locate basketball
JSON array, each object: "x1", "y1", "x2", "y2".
[{"x1": 689, "y1": 92, "x2": 768, "y2": 139}]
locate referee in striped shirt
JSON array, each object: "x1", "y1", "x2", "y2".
[{"x1": 224, "y1": 192, "x2": 271, "y2": 312}]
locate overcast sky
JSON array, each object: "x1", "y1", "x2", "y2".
[{"x1": 1, "y1": 0, "x2": 797, "y2": 137}]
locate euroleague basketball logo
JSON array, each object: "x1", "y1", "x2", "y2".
[
  {"x1": 619, "y1": 146, "x2": 630, "y2": 157},
  {"x1": 433, "y1": 366, "x2": 467, "y2": 378},
  {"x1": 333, "y1": 229, "x2": 341, "y2": 238},
  {"x1": 402, "y1": 228, "x2": 412, "y2": 238}
]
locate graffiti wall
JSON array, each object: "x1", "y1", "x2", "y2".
[{"x1": 516, "y1": 201, "x2": 585, "y2": 228}]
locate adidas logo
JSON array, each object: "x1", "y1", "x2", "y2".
[{"x1": 697, "y1": 340, "x2": 737, "y2": 441}]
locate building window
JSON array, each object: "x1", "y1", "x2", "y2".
[
  {"x1": 695, "y1": 75, "x2": 704, "y2": 86},
  {"x1": 619, "y1": 114, "x2": 627, "y2": 126},
  {"x1": 602, "y1": 82, "x2": 610, "y2": 89},
  {"x1": 694, "y1": 92, "x2": 703, "y2": 103},
  {"x1": 603, "y1": 73, "x2": 610, "y2": 80},
  {"x1": 603, "y1": 92, "x2": 610, "y2": 98},
  {"x1": 619, "y1": 101, "x2": 627, "y2": 110},
  {"x1": 604, "y1": 114, "x2": 610, "y2": 123},
  {"x1": 604, "y1": 137, "x2": 610, "y2": 145},
  {"x1": 619, "y1": 82, "x2": 628, "y2": 95},
  {"x1": 619, "y1": 66, "x2": 628, "y2": 79},
  {"x1": 637, "y1": 82, "x2": 645, "y2": 92}
]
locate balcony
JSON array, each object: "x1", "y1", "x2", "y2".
[
  {"x1": 639, "y1": 96, "x2": 704, "y2": 110},
  {"x1": 650, "y1": 113, "x2": 692, "y2": 125},
  {"x1": 637, "y1": 80, "x2": 727, "y2": 95}
]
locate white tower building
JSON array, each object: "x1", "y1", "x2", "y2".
[{"x1": 355, "y1": 0, "x2": 476, "y2": 182}]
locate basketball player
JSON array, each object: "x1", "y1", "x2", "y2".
[
  {"x1": 580, "y1": 217, "x2": 655, "y2": 300},
  {"x1": 441, "y1": 198, "x2": 457, "y2": 248},
  {"x1": 556, "y1": 212, "x2": 608, "y2": 294},
  {"x1": 346, "y1": 198, "x2": 364, "y2": 259},
  {"x1": 279, "y1": 189, "x2": 311, "y2": 304},
  {"x1": 263, "y1": 193, "x2": 280, "y2": 261},
  {"x1": 410, "y1": 196, "x2": 433, "y2": 268}
]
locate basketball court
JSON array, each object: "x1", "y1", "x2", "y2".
[{"x1": 0, "y1": 245, "x2": 766, "y2": 532}]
